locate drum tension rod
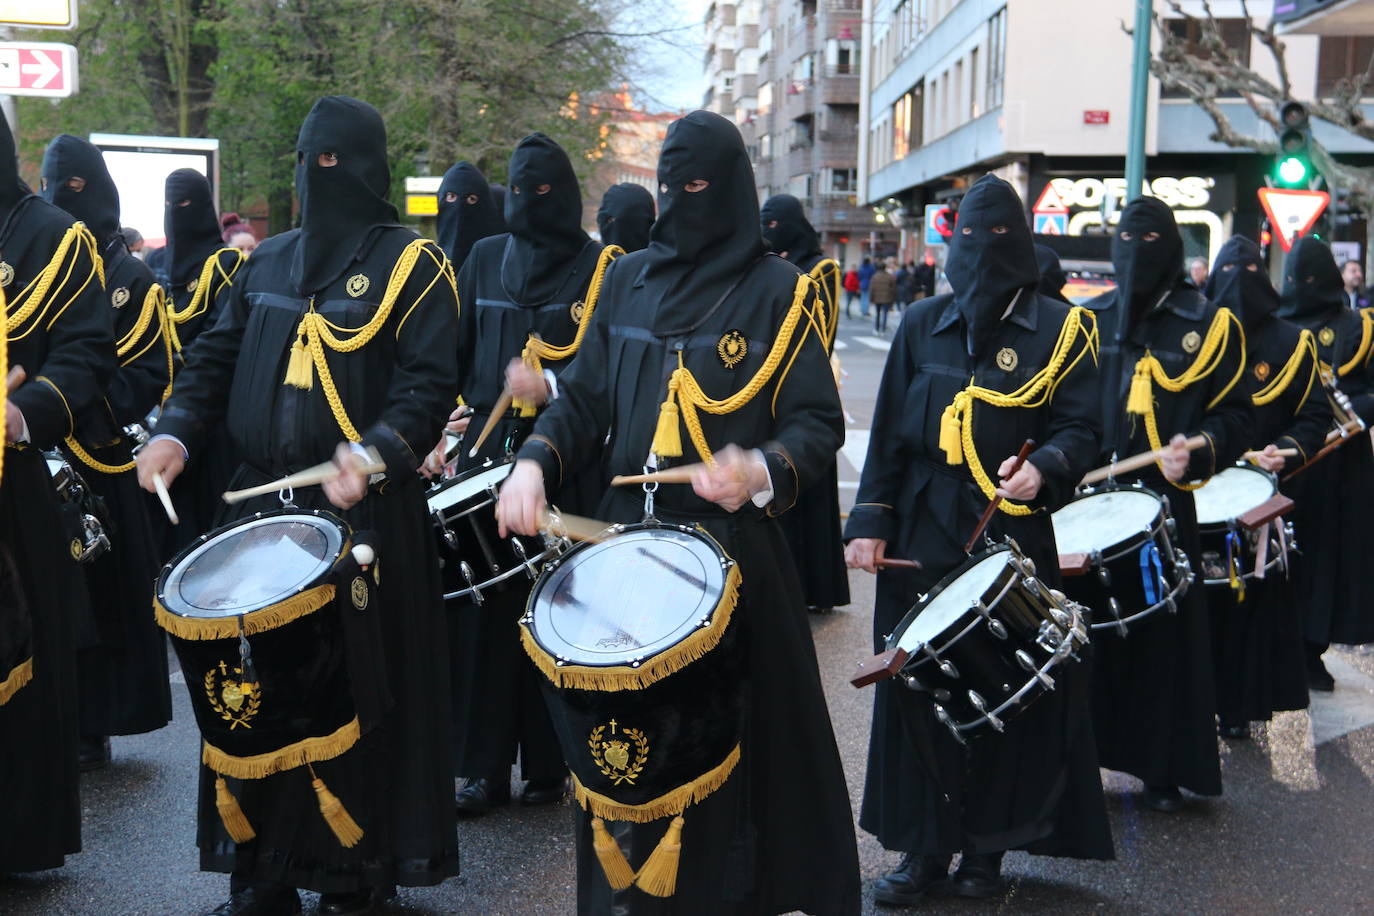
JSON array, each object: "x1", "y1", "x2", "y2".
[
  {"x1": 919, "y1": 643, "x2": 958, "y2": 680},
  {"x1": 967, "y1": 691, "x2": 1004, "y2": 732},
  {"x1": 1015, "y1": 649, "x2": 1055, "y2": 689}
]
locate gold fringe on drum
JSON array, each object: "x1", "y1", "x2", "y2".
[
  {"x1": 0, "y1": 656, "x2": 32, "y2": 706},
  {"x1": 155, "y1": 583, "x2": 337, "y2": 640}
]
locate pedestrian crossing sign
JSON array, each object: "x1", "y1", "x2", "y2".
[{"x1": 1034, "y1": 212, "x2": 1067, "y2": 235}]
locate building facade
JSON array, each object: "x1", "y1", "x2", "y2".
[{"x1": 579, "y1": 89, "x2": 680, "y2": 234}]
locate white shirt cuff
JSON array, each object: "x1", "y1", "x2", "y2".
[
  {"x1": 749, "y1": 448, "x2": 774, "y2": 508},
  {"x1": 149, "y1": 433, "x2": 188, "y2": 459},
  {"x1": 542, "y1": 369, "x2": 559, "y2": 401}
]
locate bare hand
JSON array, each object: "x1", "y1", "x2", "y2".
[
  {"x1": 136, "y1": 437, "x2": 186, "y2": 492},
  {"x1": 1161, "y1": 433, "x2": 1191, "y2": 482},
  {"x1": 445, "y1": 406, "x2": 472, "y2": 435},
  {"x1": 4, "y1": 401, "x2": 23, "y2": 444},
  {"x1": 995, "y1": 453, "x2": 1043, "y2": 501},
  {"x1": 495, "y1": 458, "x2": 546, "y2": 537},
  {"x1": 505, "y1": 359, "x2": 548, "y2": 408},
  {"x1": 691, "y1": 444, "x2": 768, "y2": 513},
  {"x1": 845, "y1": 538, "x2": 887, "y2": 574},
  {"x1": 1255, "y1": 443, "x2": 1286, "y2": 473},
  {"x1": 420, "y1": 440, "x2": 447, "y2": 480},
  {"x1": 322, "y1": 443, "x2": 369, "y2": 511}
]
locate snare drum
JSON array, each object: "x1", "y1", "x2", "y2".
[
  {"x1": 429, "y1": 457, "x2": 564, "y2": 603},
  {"x1": 1051, "y1": 482, "x2": 1194, "y2": 634},
  {"x1": 154, "y1": 508, "x2": 384, "y2": 849},
  {"x1": 886, "y1": 540, "x2": 1089, "y2": 741},
  {"x1": 46, "y1": 452, "x2": 110, "y2": 564},
  {"x1": 521, "y1": 521, "x2": 744, "y2": 897},
  {"x1": 1194, "y1": 464, "x2": 1295, "y2": 586}
]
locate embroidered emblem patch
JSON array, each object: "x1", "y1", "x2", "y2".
[
  {"x1": 589, "y1": 720, "x2": 649, "y2": 786},
  {"x1": 1254, "y1": 361, "x2": 1271, "y2": 382},
  {"x1": 996, "y1": 347, "x2": 1018, "y2": 372},
  {"x1": 1182, "y1": 330, "x2": 1202, "y2": 354},
  {"x1": 346, "y1": 274, "x2": 370, "y2": 298},
  {"x1": 0, "y1": 262, "x2": 13, "y2": 287},
  {"x1": 1320, "y1": 327, "x2": 1336, "y2": 347},
  {"x1": 718, "y1": 330, "x2": 748, "y2": 369},
  {"x1": 570, "y1": 299, "x2": 586, "y2": 324},
  {"x1": 69, "y1": 539, "x2": 83, "y2": 560},
  {"x1": 206, "y1": 661, "x2": 260, "y2": 730},
  {"x1": 111, "y1": 287, "x2": 130, "y2": 308},
  {"x1": 350, "y1": 576, "x2": 369, "y2": 610}
]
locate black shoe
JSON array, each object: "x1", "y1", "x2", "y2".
[
  {"x1": 204, "y1": 888, "x2": 301, "y2": 916},
  {"x1": 1219, "y1": 721, "x2": 1251, "y2": 740},
  {"x1": 318, "y1": 890, "x2": 374, "y2": 916},
  {"x1": 521, "y1": 777, "x2": 567, "y2": 806},
  {"x1": 1142, "y1": 785, "x2": 1184, "y2": 813},
  {"x1": 79, "y1": 735, "x2": 111, "y2": 772},
  {"x1": 1307, "y1": 653, "x2": 1335, "y2": 692},
  {"x1": 455, "y1": 776, "x2": 510, "y2": 816},
  {"x1": 872, "y1": 853, "x2": 949, "y2": 907},
  {"x1": 951, "y1": 852, "x2": 1005, "y2": 899}
]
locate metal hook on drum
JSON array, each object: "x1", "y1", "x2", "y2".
[
  {"x1": 279, "y1": 485, "x2": 295, "y2": 508},
  {"x1": 1016, "y1": 649, "x2": 1056, "y2": 690},
  {"x1": 968, "y1": 691, "x2": 1004, "y2": 732},
  {"x1": 933, "y1": 704, "x2": 967, "y2": 745},
  {"x1": 460, "y1": 561, "x2": 483, "y2": 606}
]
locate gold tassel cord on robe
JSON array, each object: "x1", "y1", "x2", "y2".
[
  {"x1": 591, "y1": 818, "x2": 637, "y2": 891},
  {"x1": 1126, "y1": 307, "x2": 1245, "y2": 491},
  {"x1": 0, "y1": 657, "x2": 32, "y2": 706},
  {"x1": 155, "y1": 584, "x2": 336, "y2": 641},
  {"x1": 112, "y1": 284, "x2": 176, "y2": 402},
  {"x1": 1337, "y1": 307, "x2": 1374, "y2": 377},
  {"x1": 203, "y1": 716, "x2": 361, "y2": 780},
  {"x1": 634, "y1": 816, "x2": 686, "y2": 898},
  {"x1": 808, "y1": 258, "x2": 842, "y2": 351},
  {"x1": 936, "y1": 307, "x2": 1100, "y2": 516},
  {"x1": 309, "y1": 764, "x2": 364, "y2": 848},
  {"x1": 166, "y1": 249, "x2": 245, "y2": 354},
  {"x1": 214, "y1": 776, "x2": 256, "y2": 843},
  {"x1": 5, "y1": 223, "x2": 103, "y2": 347},
  {"x1": 1252, "y1": 329, "x2": 1320, "y2": 412}
]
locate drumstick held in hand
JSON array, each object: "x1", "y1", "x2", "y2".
[
  {"x1": 610, "y1": 464, "x2": 709, "y2": 486},
  {"x1": 1080, "y1": 434, "x2": 1208, "y2": 486},
  {"x1": 875, "y1": 557, "x2": 923, "y2": 570},
  {"x1": 536, "y1": 507, "x2": 614, "y2": 544},
  {"x1": 468, "y1": 390, "x2": 513, "y2": 458},
  {"x1": 964, "y1": 439, "x2": 1035, "y2": 554},
  {"x1": 1241, "y1": 448, "x2": 1299, "y2": 462},
  {"x1": 153, "y1": 472, "x2": 179, "y2": 525},
  {"x1": 6, "y1": 365, "x2": 25, "y2": 393},
  {"x1": 222, "y1": 447, "x2": 386, "y2": 504}
]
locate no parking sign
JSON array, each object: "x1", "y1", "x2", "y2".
[{"x1": 924, "y1": 204, "x2": 953, "y2": 246}]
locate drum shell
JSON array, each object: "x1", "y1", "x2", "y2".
[{"x1": 46, "y1": 454, "x2": 111, "y2": 564}]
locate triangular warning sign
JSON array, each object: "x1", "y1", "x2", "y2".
[
  {"x1": 1033, "y1": 182, "x2": 1069, "y2": 214},
  {"x1": 1257, "y1": 187, "x2": 1330, "y2": 252}
]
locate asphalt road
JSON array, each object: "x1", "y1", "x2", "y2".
[{"x1": 5, "y1": 309, "x2": 1374, "y2": 914}]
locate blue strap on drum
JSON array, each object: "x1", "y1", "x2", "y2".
[
  {"x1": 1226, "y1": 530, "x2": 1246, "y2": 601},
  {"x1": 1139, "y1": 541, "x2": 1164, "y2": 607}
]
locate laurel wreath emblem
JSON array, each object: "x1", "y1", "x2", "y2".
[
  {"x1": 589, "y1": 723, "x2": 650, "y2": 785},
  {"x1": 205, "y1": 665, "x2": 261, "y2": 730}
]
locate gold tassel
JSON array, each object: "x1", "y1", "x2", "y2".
[
  {"x1": 215, "y1": 776, "x2": 256, "y2": 843},
  {"x1": 0, "y1": 657, "x2": 34, "y2": 707},
  {"x1": 939, "y1": 403, "x2": 963, "y2": 465},
  {"x1": 312, "y1": 774, "x2": 364, "y2": 848},
  {"x1": 590, "y1": 817, "x2": 636, "y2": 890},
  {"x1": 1127, "y1": 361, "x2": 1153, "y2": 416},
  {"x1": 633, "y1": 816, "x2": 685, "y2": 898},
  {"x1": 283, "y1": 328, "x2": 313, "y2": 389},
  {"x1": 652, "y1": 374, "x2": 683, "y2": 458},
  {"x1": 512, "y1": 342, "x2": 542, "y2": 417}
]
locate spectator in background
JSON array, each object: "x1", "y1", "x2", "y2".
[
  {"x1": 913, "y1": 248, "x2": 938, "y2": 298},
  {"x1": 896, "y1": 258, "x2": 919, "y2": 310},
  {"x1": 120, "y1": 227, "x2": 144, "y2": 259},
  {"x1": 1341, "y1": 259, "x2": 1369, "y2": 309},
  {"x1": 220, "y1": 211, "x2": 257, "y2": 255},
  {"x1": 859, "y1": 255, "x2": 876, "y2": 317},
  {"x1": 1188, "y1": 255, "x2": 1208, "y2": 289},
  {"x1": 869, "y1": 257, "x2": 896, "y2": 334},
  {"x1": 843, "y1": 263, "x2": 861, "y2": 318}
]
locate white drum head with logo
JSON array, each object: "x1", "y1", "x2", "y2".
[
  {"x1": 1194, "y1": 466, "x2": 1276, "y2": 527},
  {"x1": 895, "y1": 549, "x2": 1008, "y2": 653},
  {"x1": 1052, "y1": 488, "x2": 1162, "y2": 555}
]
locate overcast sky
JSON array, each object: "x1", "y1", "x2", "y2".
[{"x1": 628, "y1": 0, "x2": 710, "y2": 113}]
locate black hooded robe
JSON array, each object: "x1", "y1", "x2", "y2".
[
  {"x1": 154, "y1": 96, "x2": 459, "y2": 894},
  {"x1": 1277, "y1": 237, "x2": 1374, "y2": 649},
  {"x1": 761, "y1": 193, "x2": 850, "y2": 611},
  {"x1": 596, "y1": 182, "x2": 655, "y2": 253},
  {"x1": 41, "y1": 133, "x2": 172, "y2": 739},
  {"x1": 435, "y1": 161, "x2": 505, "y2": 273},
  {"x1": 846, "y1": 175, "x2": 1113, "y2": 862}
]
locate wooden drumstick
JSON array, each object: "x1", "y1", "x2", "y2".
[
  {"x1": 874, "y1": 557, "x2": 923, "y2": 570},
  {"x1": 1080, "y1": 434, "x2": 1208, "y2": 486},
  {"x1": 222, "y1": 447, "x2": 385, "y2": 504},
  {"x1": 6, "y1": 365, "x2": 25, "y2": 393},
  {"x1": 1283, "y1": 421, "x2": 1369, "y2": 483},
  {"x1": 610, "y1": 464, "x2": 709, "y2": 486},
  {"x1": 537, "y1": 507, "x2": 614, "y2": 544},
  {"x1": 1324, "y1": 419, "x2": 1365, "y2": 444},
  {"x1": 468, "y1": 390, "x2": 513, "y2": 458},
  {"x1": 1241, "y1": 447, "x2": 1299, "y2": 462},
  {"x1": 153, "y1": 472, "x2": 179, "y2": 525},
  {"x1": 964, "y1": 439, "x2": 1035, "y2": 553}
]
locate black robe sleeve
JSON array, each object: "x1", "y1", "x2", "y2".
[
  {"x1": 1338, "y1": 309, "x2": 1374, "y2": 423},
  {"x1": 842, "y1": 315, "x2": 914, "y2": 544},
  {"x1": 1185, "y1": 308, "x2": 1250, "y2": 481}
]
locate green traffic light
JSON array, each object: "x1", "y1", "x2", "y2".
[{"x1": 1278, "y1": 156, "x2": 1308, "y2": 185}]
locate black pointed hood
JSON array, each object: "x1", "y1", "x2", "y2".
[
  {"x1": 1205, "y1": 235, "x2": 1277, "y2": 328},
  {"x1": 0, "y1": 118, "x2": 26, "y2": 224},
  {"x1": 501, "y1": 133, "x2": 589, "y2": 304},
  {"x1": 436, "y1": 161, "x2": 504, "y2": 269},
  {"x1": 40, "y1": 133, "x2": 121, "y2": 244},
  {"x1": 290, "y1": 95, "x2": 399, "y2": 296},
  {"x1": 1110, "y1": 196, "x2": 1185, "y2": 327},
  {"x1": 760, "y1": 193, "x2": 823, "y2": 267},
  {"x1": 164, "y1": 168, "x2": 223, "y2": 286},
  {"x1": 943, "y1": 174, "x2": 1039, "y2": 357},
  {"x1": 1034, "y1": 244, "x2": 1071, "y2": 303},
  {"x1": 644, "y1": 110, "x2": 766, "y2": 336},
  {"x1": 1279, "y1": 236, "x2": 1346, "y2": 324},
  {"x1": 596, "y1": 182, "x2": 655, "y2": 252}
]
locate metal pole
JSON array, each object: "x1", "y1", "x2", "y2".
[{"x1": 1125, "y1": 0, "x2": 1153, "y2": 202}]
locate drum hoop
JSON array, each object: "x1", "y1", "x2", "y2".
[
  {"x1": 1065, "y1": 484, "x2": 1169, "y2": 564},
  {"x1": 1195, "y1": 463, "x2": 1279, "y2": 529},
  {"x1": 427, "y1": 457, "x2": 509, "y2": 516},
  {"x1": 520, "y1": 522, "x2": 740, "y2": 693},
  {"x1": 571, "y1": 742, "x2": 742, "y2": 824},
  {"x1": 886, "y1": 545, "x2": 1016, "y2": 653}
]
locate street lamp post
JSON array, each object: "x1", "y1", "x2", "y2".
[{"x1": 1125, "y1": 0, "x2": 1152, "y2": 203}]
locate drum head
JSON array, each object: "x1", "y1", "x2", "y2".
[
  {"x1": 895, "y1": 549, "x2": 1008, "y2": 652},
  {"x1": 1052, "y1": 488, "x2": 1161, "y2": 555},
  {"x1": 1194, "y1": 465, "x2": 1276, "y2": 526},
  {"x1": 46, "y1": 457, "x2": 65, "y2": 477},
  {"x1": 528, "y1": 527, "x2": 727, "y2": 666},
  {"x1": 428, "y1": 460, "x2": 511, "y2": 513},
  {"x1": 160, "y1": 514, "x2": 344, "y2": 619}
]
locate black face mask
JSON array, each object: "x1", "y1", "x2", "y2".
[
  {"x1": 40, "y1": 134, "x2": 121, "y2": 244},
  {"x1": 436, "y1": 161, "x2": 503, "y2": 270},
  {"x1": 596, "y1": 183, "x2": 655, "y2": 253},
  {"x1": 644, "y1": 110, "x2": 766, "y2": 336},
  {"x1": 0, "y1": 118, "x2": 26, "y2": 224},
  {"x1": 488, "y1": 184, "x2": 508, "y2": 232},
  {"x1": 164, "y1": 168, "x2": 223, "y2": 286},
  {"x1": 1204, "y1": 235, "x2": 1276, "y2": 328},
  {"x1": 291, "y1": 95, "x2": 399, "y2": 296},
  {"x1": 943, "y1": 174, "x2": 1039, "y2": 357},
  {"x1": 760, "y1": 193, "x2": 822, "y2": 267},
  {"x1": 1111, "y1": 196, "x2": 1185, "y2": 326},
  {"x1": 1278, "y1": 236, "x2": 1346, "y2": 323},
  {"x1": 501, "y1": 133, "x2": 588, "y2": 305},
  {"x1": 1034, "y1": 244, "x2": 1071, "y2": 304}
]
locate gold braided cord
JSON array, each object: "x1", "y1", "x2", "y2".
[
  {"x1": 1126, "y1": 307, "x2": 1245, "y2": 490},
  {"x1": 166, "y1": 248, "x2": 244, "y2": 353},
  {"x1": 64, "y1": 434, "x2": 135, "y2": 474},
  {"x1": 1253, "y1": 329, "x2": 1320, "y2": 411},
  {"x1": 1337, "y1": 307, "x2": 1374, "y2": 377},
  {"x1": 809, "y1": 258, "x2": 841, "y2": 349},
  {"x1": 938, "y1": 307, "x2": 1100, "y2": 516},
  {"x1": 5, "y1": 223, "x2": 103, "y2": 342},
  {"x1": 0, "y1": 281, "x2": 6, "y2": 488}
]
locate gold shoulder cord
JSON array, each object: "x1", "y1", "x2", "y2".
[
  {"x1": 1336, "y1": 307, "x2": 1374, "y2": 377},
  {"x1": 651, "y1": 273, "x2": 826, "y2": 465},
  {"x1": 166, "y1": 248, "x2": 245, "y2": 353},
  {"x1": 282, "y1": 239, "x2": 456, "y2": 443},
  {"x1": 513, "y1": 244, "x2": 625, "y2": 416},
  {"x1": 937, "y1": 307, "x2": 1100, "y2": 516},
  {"x1": 0, "y1": 281, "x2": 6, "y2": 488},
  {"x1": 1253, "y1": 328, "x2": 1320, "y2": 414},
  {"x1": 1125, "y1": 306, "x2": 1246, "y2": 490},
  {"x1": 809, "y1": 258, "x2": 841, "y2": 350}
]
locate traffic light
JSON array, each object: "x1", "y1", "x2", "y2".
[{"x1": 1275, "y1": 101, "x2": 1313, "y2": 188}]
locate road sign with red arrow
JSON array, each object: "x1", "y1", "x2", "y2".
[
  {"x1": 0, "y1": 42, "x2": 78, "y2": 98},
  {"x1": 1257, "y1": 187, "x2": 1329, "y2": 252}
]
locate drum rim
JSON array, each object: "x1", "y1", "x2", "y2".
[
  {"x1": 1194, "y1": 462, "x2": 1278, "y2": 530},
  {"x1": 1054, "y1": 481, "x2": 1169, "y2": 563},
  {"x1": 520, "y1": 521, "x2": 738, "y2": 693},
  {"x1": 886, "y1": 543, "x2": 1018, "y2": 655},
  {"x1": 427, "y1": 456, "x2": 511, "y2": 516}
]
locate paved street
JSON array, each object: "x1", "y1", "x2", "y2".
[{"x1": 5, "y1": 310, "x2": 1374, "y2": 914}]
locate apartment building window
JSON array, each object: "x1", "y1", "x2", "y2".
[
  {"x1": 970, "y1": 47, "x2": 980, "y2": 119},
  {"x1": 1162, "y1": 17, "x2": 1250, "y2": 96},
  {"x1": 759, "y1": 80, "x2": 774, "y2": 115},
  {"x1": 954, "y1": 59, "x2": 964, "y2": 129},
  {"x1": 724, "y1": 75, "x2": 736, "y2": 93},
  {"x1": 826, "y1": 38, "x2": 859, "y2": 75},
  {"x1": 788, "y1": 174, "x2": 814, "y2": 201},
  {"x1": 760, "y1": 133, "x2": 773, "y2": 158},
  {"x1": 828, "y1": 167, "x2": 858, "y2": 194},
  {"x1": 891, "y1": 80, "x2": 923, "y2": 159},
  {"x1": 986, "y1": 7, "x2": 1006, "y2": 111},
  {"x1": 1318, "y1": 37, "x2": 1374, "y2": 98}
]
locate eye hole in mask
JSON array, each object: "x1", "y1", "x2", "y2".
[
  {"x1": 318, "y1": 153, "x2": 338, "y2": 168},
  {"x1": 1222, "y1": 263, "x2": 1236, "y2": 273},
  {"x1": 465, "y1": 193, "x2": 479, "y2": 205},
  {"x1": 444, "y1": 191, "x2": 459, "y2": 203},
  {"x1": 535, "y1": 184, "x2": 551, "y2": 196},
  {"x1": 685, "y1": 180, "x2": 709, "y2": 193},
  {"x1": 66, "y1": 177, "x2": 86, "y2": 192}
]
